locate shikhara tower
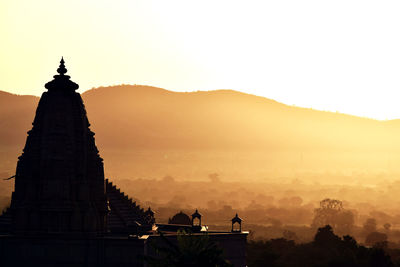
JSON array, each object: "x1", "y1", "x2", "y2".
[
  {"x1": 0, "y1": 58, "x2": 246, "y2": 267},
  {"x1": 10, "y1": 58, "x2": 108, "y2": 234},
  {"x1": 0, "y1": 58, "x2": 154, "y2": 237}
]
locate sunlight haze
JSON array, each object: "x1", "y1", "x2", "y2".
[{"x1": 1, "y1": 0, "x2": 400, "y2": 119}]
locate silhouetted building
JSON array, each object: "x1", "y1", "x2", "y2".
[
  {"x1": 168, "y1": 211, "x2": 192, "y2": 225},
  {"x1": 0, "y1": 59, "x2": 247, "y2": 266},
  {"x1": 0, "y1": 58, "x2": 154, "y2": 237},
  {"x1": 156, "y1": 210, "x2": 247, "y2": 266}
]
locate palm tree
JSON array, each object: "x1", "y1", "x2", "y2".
[{"x1": 144, "y1": 230, "x2": 232, "y2": 267}]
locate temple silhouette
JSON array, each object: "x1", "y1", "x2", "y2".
[{"x1": 0, "y1": 59, "x2": 247, "y2": 266}]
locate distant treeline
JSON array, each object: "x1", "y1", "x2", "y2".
[{"x1": 247, "y1": 225, "x2": 398, "y2": 267}]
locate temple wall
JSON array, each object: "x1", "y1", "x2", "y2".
[
  {"x1": 0, "y1": 233, "x2": 247, "y2": 267},
  {"x1": 0, "y1": 235, "x2": 146, "y2": 267},
  {"x1": 211, "y1": 233, "x2": 247, "y2": 267}
]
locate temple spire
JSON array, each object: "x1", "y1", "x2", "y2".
[
  {"x1": 57, "y1": 57, "x2": 67, "y2": 75},
  {"x1": 45, "y1": 57, "x2": 79, "y2": 91}
]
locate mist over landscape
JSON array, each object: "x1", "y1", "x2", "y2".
[
  {"x1": 2, "y1": 85, "x2": 400, "y2": 179},
  {"x1": 2, "y1": 85, "x2": 400, "y2": 248}
]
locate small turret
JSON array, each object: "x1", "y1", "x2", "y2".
[
  {"x1": 191, "y1": 209, "x2": 202, "y2": 231},
  {"x1": 231, "y1": 213, "x2": 242, "y2": 232}
]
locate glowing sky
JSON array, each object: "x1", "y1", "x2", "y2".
[{"x1": 1, "y1": 0, "x2": 400, "y2": 120}]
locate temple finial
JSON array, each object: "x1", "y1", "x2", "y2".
[
  {"x1": 57, "y1": 57, "x2": 67, "y2": 75},
  {"x1": 45, "y1": 57, "x2": 79, "y2": 91}
]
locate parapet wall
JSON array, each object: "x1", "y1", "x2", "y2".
[{"x1": 0, "y1": 235, "x2": 146, "y2": 267}]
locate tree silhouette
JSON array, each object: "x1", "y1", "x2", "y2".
[
  {"x1": 313, "y1": 225, "x2": 341, "y2": 247},
  {"x1": 208, "y1": 173, "x2": 220, "y2": 183},
  {"x1": 365, "y1": 232, "x2": 388, "y2": 247},
  {"x1": 282, "y1": 230, "x2": 299, "y2": 242},
  {"x1": 247, "y1": 226, "x2": 395, "y2": 267},
  {"x1": 363, "y1": 218, "x2": 377, "y2": 236},
  {"x1": 312, "y1": 198, "x2": 354, "y2": 235},
  {"x1": 383, "y1": 223, "x2": 391, "y2": 232}
]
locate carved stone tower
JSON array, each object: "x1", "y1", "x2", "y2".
[{"x1": 10, "y1": 58, "x2": 107, "y2": 235}]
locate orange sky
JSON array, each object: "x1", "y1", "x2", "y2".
[{"x1": 1, "y1": 0, "x2": 400, "y2": 120}]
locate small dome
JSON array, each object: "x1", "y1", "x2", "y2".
[{"x1": 168, "y1": 211, "x2": 191, "y2": 225}]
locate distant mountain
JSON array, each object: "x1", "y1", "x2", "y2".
[
  {"x1": 1, "y1": 85, "x2": 400, "y2": 181},
  {"x1": 0, "y1": 91, "x2": 38, "y2": 148},
  {"x1": 82, "y1": 85, "x2": 398, "y2": 151}
]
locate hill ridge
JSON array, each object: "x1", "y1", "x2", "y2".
[
  {"x1": 0, "y1": 86, "x2": 390, "y2": 122},
  {"x1": 0, "y1": 84, "x2": 399, "y2": 180}
]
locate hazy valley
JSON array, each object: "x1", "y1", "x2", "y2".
[{"x1": 2, "y1": 85, "x2": 400, "y2": 244}]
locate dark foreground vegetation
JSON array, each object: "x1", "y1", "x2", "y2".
[
  {"x1": 144, "y1": 231, "x2": 233, "y2": 267},
  {"x1": 247, "y1": 225, "x2": 399, "y2": 267},
  {"x1": 143, "y1": 226, "x2": 398, "y2": 267}
]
